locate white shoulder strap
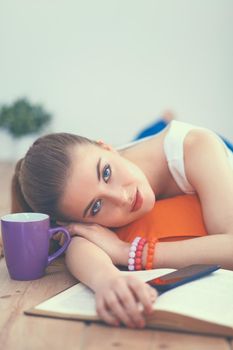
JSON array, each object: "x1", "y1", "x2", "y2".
[{"x1": 163, "y1": 121, "x2": 196, "y2": 193}]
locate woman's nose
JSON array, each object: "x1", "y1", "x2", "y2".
[{"x1": 108, "y1": 187, "x2": 132, "y2": 206}]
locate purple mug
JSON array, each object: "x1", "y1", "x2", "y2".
[{"x1": 1, "y1": 212, "x2": 71, "y2": 281}]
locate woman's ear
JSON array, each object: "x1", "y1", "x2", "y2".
[{"x1": 97, "y1": 140, "x2": 117, "y2": 152}]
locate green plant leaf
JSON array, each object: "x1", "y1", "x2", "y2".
[{"x1": 0, "y1": 98, "x2": 52, "y2": 138}]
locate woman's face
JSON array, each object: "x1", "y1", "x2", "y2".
[{"x1": 59, "y1": 143, "x2": 155, "y2": 227}]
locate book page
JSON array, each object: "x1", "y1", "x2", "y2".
[
  {"x1": 35, "y1": 284, "x2": 97, "y2": 316},
  {"x1": 34, "y1": 269, "x2": 174, "y2": 316},
  {"x1": 154, "y1": 269, "x2": 233, "y2": 328}
]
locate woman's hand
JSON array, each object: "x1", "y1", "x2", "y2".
[
  {"x1": 65, "y1": 234, "x2": 158, "y2": 328},
  {"x1": 59, "y1": 222, "x2": 129, "y2": 265},
  {"x1": 95, "y1": 273, "x2": 158, "y2": 328}
]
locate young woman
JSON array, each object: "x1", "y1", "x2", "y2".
[{"x1": 11, "y1": 118, "x2": 233, "y2": 328}]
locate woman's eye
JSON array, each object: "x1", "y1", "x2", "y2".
[
  {"x1": 91, "y1": 199, "x2": 102, "y2": 216},
  {"x1": 102, "y1": 164, "x2": 111, "y2": 183},
  {"x1": 90, "y1": 165, "x2": 111, "y2": 216}
]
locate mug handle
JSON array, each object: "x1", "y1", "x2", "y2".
[{"x1": 47, "y1": 227, "x2": 71, "y2": 265}]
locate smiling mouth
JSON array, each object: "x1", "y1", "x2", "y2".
[{"x1": 131, "y1": 189, "x2": 143, "y2": 212}]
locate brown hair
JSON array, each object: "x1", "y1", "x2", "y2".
[{"x1": 11, "y1": 133, "x2": 96, "y2": 221}]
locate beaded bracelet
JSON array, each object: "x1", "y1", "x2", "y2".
[
  {"x1": 145, "y1": 238, "x2": 157, "y2": 270},
  {"x1": 128, "y1": 236, "x2": 141, "y2": 271},
  {"x1": 134, "y1": 237, "x2": 147, "y2": 271}
]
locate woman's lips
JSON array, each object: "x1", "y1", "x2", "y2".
[{"x1": 131, "y1": 189, "x2": 143, "y2": 212}]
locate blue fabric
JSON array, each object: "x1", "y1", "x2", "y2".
[
  {"x1": 220, "y1": 137, "x2": 233, "y2": 152},
  {"x1": 133, "y1": 119, "x2": 168, "y2": 140},
  {"x1": 134, "y1": 118, "x2": 233, "y2": 152}
]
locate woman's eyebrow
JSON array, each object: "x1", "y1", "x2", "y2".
[{"x1": 83, "y1": 157, "x2": 101, "y2": 218}]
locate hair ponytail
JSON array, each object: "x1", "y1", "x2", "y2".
[
  {"x1": 10, "y1": 132, "x2": 96, "y2": 220},
  {"x1": 11, "y1": 158, "x2": 33, "y2": 213}
]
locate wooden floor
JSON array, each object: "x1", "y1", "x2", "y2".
[{"x1": 0, "y1": 162, "x2": 233, "y2": 349}]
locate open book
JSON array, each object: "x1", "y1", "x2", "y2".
[{"x1": 25, "y1": 268, "x2": 233, "y2": 337}]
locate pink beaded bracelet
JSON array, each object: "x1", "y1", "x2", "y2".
[
  {"x1": 128, "y1": 236, "x2": 141, "y2": 271},
  {"x1": 135, "y1": 238, "x2": 147, "y2": 270},
  {"x1": 128, "y1": 236, "x2": 147, "y2": 271}
]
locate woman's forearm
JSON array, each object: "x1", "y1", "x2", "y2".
[
  {"x1": 115, "y1": 232, "x2": 233, "y2": 270},
  {"x1": 154, "y1": 233, "x2": 233, "y2": 270},
  {"x1": 65, "y1": 236, "x2": 158, "y2": 328},
  {"x1": 65, "y1": 236, "x2": 121, "y2": 291}
]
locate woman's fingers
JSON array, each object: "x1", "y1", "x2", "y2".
[
  {"x1": 65, "y1": 222, "x2": 94, "y2": 237},
  {"x1": 97, "y1": 289, "x2": 143, "y2": 328},
  {"x1": 95, "y1": 276, "x2": 157, "y2": 328},
  {"x1": 105, "y1": 291, "x2": 137, "y2": 328},
  {"x1": 128, "y1": 276, "x2": 158, "y2": 314},
  {"x1": 65, "y1": 223, "x2": 82, "y2": 236},
  {"x1": 114, "y1": 279, "x2": 146, "y2": 327},
  {"x1": 96, "y1": 295, "x2": 120, "y2": 327},
  {"x1": 148, "y1": 283, "x2": 158, "y2": 302}
]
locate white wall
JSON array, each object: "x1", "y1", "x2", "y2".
[{"x1": 0, "y1": 0, "x2": 232, "y2": 148}]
